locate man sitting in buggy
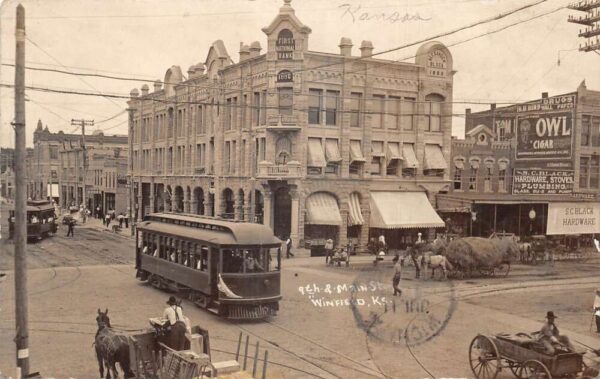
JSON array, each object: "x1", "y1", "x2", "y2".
[
  {"x1": 537, "y1": 311, "x2": 576, "y2": 355},
  {"x1": 329, "y1": 247, "x2": 349, "y2": 267}
]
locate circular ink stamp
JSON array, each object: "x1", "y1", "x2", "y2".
[{"x1": 349, "y1": 265, "x2": 458, "y2": 348}]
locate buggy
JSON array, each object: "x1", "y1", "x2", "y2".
[{"x1": 469, "y1": 333, "x2": 588, "y2": 379}]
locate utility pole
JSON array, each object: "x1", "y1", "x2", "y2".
[
  {"x1": 568, "y1": 0, "x2": 600, "y2": 52},
  {"x1": 127, "y1": 107, "x2": 135, "y2": 236},
  {"x1": 71, "y1": 119, "x2": 94, "y2": 218},
  {"x1": 13, "y1": 4, "x2": 30, "y2": 376}
]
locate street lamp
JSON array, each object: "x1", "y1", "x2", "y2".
[{"x1": 528, "y1": 208, "x2": 536, "y2": 235}]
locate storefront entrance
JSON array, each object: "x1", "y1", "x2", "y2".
[{"x1": 273, "y1": 186, "x2": 291, "y2": 239}]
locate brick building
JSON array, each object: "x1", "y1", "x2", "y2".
[
  {"x1": 438, "y1": 82, "x2": 600, "y2": 238},
  {"x1": 128, "y1": 0, "x2": 455, "y2": 249},
  {"x1": 58, "y1": 130, "x2": 128, "y2": 211}
]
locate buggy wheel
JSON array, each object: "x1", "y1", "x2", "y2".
[
  {"x1": 496, "y1": 262, "x2": 510, "y2": 277},
  {"x1": 521, "y1": 360, "x2": 552, "y2": 379},
  {"x1": 508, "y1": 362, "x2": 524, "y2": 379},
  {"x1": 469, "y1": 335, "x2": 501, "y2": 379}
]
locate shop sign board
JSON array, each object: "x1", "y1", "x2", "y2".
[
  {"x1": 512, "y1": 169, "x2": 574, "y2": 195},
  {"x1": 546, "y1": 202, "x2": 600, "y2": 235},
  {"x1": 515, "y1": 112, "x2": 573, "y2": 160},
  {"x1": 276, "y1": 29, "x2": 295, "y2": 60}
]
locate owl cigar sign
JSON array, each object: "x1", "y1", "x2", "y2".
[{"x1": 515, "y1": 94, "x2": 575, "y2": 161}]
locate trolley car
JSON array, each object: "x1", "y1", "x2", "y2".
[
  {"x1": 135, "y1": 213, "x2": 282, "y2": 319},
  {"x1": 8, "y1": 200, "x2": 58, "y2": 240}
]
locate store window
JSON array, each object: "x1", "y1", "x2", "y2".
[{"x1": 453, "y1": 169, "x2": 462, "y2": 190}]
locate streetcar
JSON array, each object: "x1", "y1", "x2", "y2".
[
  {"x1": 135, "y1": 213, "x2": 282, "y2": 319},
  {"x1": 8, "y1": 200, "x2": 58, "y2": 241}
]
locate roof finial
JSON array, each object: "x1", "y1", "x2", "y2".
[{"x1": 284, "y1": 0, "x2": 292, "y2": 4}]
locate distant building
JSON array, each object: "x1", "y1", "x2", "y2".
[
  {"x1": 0, "y1": 148, "x2": 14, "y2": 175},
  {"x1": 439, "y1": 82, "x2": 600, "y2": 238},
  {"x1": 0, "y1": 166, "x2": 15, "y2": 200},
  {"x1": 128, "y1": 0, "x2": 456, "y2": 249},
  {"x1": 87, "y1": 147, "x2": 129, "y2": 215}
]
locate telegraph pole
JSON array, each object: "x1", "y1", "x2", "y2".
[
  {"x1": 127, "y1": 107, "x2": 135, "y2": 236},
  {"x1": 13, "y1": 4, "x2": 30, "y2": 376},
  {"x1": 568, "y1": 0, "x2": 600, "y2": 52},
  {"x1": 71, "y1": 118, "x2": 94, "y2": 218}
]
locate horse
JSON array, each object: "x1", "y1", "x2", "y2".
[
  {"x1": 95, "y1": 309, "x2": 134, "y2": 379},
  {"x1": 517, "y1": 241, "x2": 532, "y2": 263},
  {"x1": 422, "y1": 252, "x2": 454, "y2": 280}
]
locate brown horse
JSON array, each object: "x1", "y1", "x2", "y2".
[{"x1": 95, "y1": 309, "x2": 134, "y2": 379}]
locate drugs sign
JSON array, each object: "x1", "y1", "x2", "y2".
[
  {"x1": 512, "y1": 169, "x2": 574, "y2": 195},
  {"x1": 516, "y1": 112, "x2": 573, "y2": 160}
]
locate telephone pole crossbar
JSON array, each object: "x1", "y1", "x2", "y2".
[
  {"x1": 71, "y1": 119, "x2": 94, "y2": 215},
  {"x1": 568, "y1": 0, "x2": 600, "y2": 52}
]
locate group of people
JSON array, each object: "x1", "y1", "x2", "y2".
[{"x1": 100, "y1": 209, "x2": 128, "y2": 229}]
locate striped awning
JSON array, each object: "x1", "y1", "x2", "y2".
[
  {"x1": 424, "y1": 145, "x2": 447, "y2": 170},
  {"x1": 325, "y1": 139, "x2": 342, "y2": 163},
  {"x1": 307, "y1": 139, "x2": 327, "y2": 167},
  {"x1": 350, "y1": 140, "x2": 366, "y2": 163},
  {"x1": 348, "y1": 192, "x2": 364, "y2": 226},
  {"x1": 370, "y1": 191, "x2": 445, "y2": 229},
  {"x1": 402, "y1": 144, "x2": 418, "y2": 168},
  {"x1": 386, "y1": 143, "x2": 402, "y2": 163},
  {"x1": 305, "y1": 192, "x2": 342, "y2": 225}
]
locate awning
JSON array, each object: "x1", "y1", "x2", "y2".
[
  {"x1": 350, "y1": 140, "x2": 366, "y2": 163},
  {"x1": 348, "y1": 192, "x2": 364, "y2": 226},
  {"x1": 424, "y1": 145, "x2": 447, "y2": 170},
  {"x1": 305, "y1": 192, "x2": 342, "y2": 225},
  {"x1": 386, "y1": 143, "x2": 402, "y2": 163},
  {"x1": 370, "y1": 192, "x2": 445, "y2": 229},
  {"x1": 546, "y1": 202, "x2": 600, "y2": 235},
  {"x1": 402, "y1": 144, "x2": 418, "y2": 168},
  {"x1": 307, "y1": 139, "x2": 327, "y2": 167},
  {"x1": 371, "y1": 142, "x2": 385, "y2": 157},
  {"x1": 325, "y1": 139, "x2": 342, "y2": 163}
]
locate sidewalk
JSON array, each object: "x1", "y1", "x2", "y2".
[{"x1": 76, "y1": 214, "x2": 135, "y2": 240}]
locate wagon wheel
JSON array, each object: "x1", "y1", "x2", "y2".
[
  {"x1": 520, "y1": 359, "x2": 552, "y2": 379},
  {"x1": 508, "y1": 361, "x2": 524, "y2": 379},
  {"x1": 496, "y1": 262, "x2": 510, "y2": 277},
  {"x1": 469, "y1": 335, "x2": 501, "y2": 379}
]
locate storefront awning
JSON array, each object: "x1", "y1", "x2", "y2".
[
  {"x1": 402, "y1": 144, "x2": 418, "y2": 168},
  {"x1": 546, "y1": 202, "x2": 600, "y2": 235},
  {"x1": 350, "y1": 140, "x2": 366, "y2": 163},
  {"x1": 325, "y1": 139, "x2": 342, "y2": 163},
  {"x1": 386, "y1": 143, "x2": 402, "y2": 163},
  {"x1": 307, "y1": 139, "x2": 327, "y2": 168},
  {"x1": 305, "y1": 192, "x2": 342, "y2": 225},
  {"x1": 371, "y1": 142, "x2": 385, "y2": 157},
  {"x1": 370, "y1": 192, "x2": 445, "y2": 229},
  {"x1": 424, "y1": 145, "x2": 447, "y2": 170},
  {"x1": 348, "y1": 192, "x2": 364, "y2": 226}
]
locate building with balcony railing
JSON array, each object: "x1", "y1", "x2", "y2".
[{"x1": 128, "y1": 0, "x2": 455, "y2": 249}]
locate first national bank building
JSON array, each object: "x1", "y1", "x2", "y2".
[{"x1": 128, "y1": 0, "x2": 454, "y2": 249}]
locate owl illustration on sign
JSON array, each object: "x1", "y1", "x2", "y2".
[{"x1": 519, "y1": 120, "x2": 531, "y2": 144}]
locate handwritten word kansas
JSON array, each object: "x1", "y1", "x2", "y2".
[{"x1": 339, "y1": 4, "x2": 431, "y2": 24}]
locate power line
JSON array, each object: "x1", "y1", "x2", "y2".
[{"x1": 95, "y1": 110, "x2": 127, "y2": 124}]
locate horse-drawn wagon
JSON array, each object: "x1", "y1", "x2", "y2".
[
  {"x1": 441, "y1": 237, "x2": 517, "y2": 279},
  {"x1": 469, "y1": 333, "x2": 592, "y2": 379}
]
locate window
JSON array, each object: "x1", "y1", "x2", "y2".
[
  {"x1": 260, "y1": 91, "x2": 267, "y2": 125},
  {"x1": 592, "y1": 116, "x2": 600, "y2": 147},
  {"x1": 581, "y1": 156, "x2": 599, "y2": 189},
  {"x1": 167, "y1": 108, "x2": 174, "y2": 137},
  {"x1": 389, "y1": 96, "x2": 401, "y2": 129},
  {"x1": 372, "y1": 94, "x2": 385, "y2": 128},
  {"x1": 49, "y1": 146, "x2": 59, "y2": 160},
  {"x1": 349, "y1": 92, "x2": 362, "y2": 128},
  {"x1": 582, "y1": 115, "x2": 590, "y2": 146},
  {"x1": 498, "y1": 169, "x2": 507, "y2": 192},
  {"x1": 425, "y1": 94, "x2": 444, "y2": 132},
  {"x1": 278, "y1": 87, "x2": 293, "y2": 116},
  {"x1": 350, "y1": 161, "x2": 362, "y2": 175},
  {"x1": 591, "y1": 155, "x2": 599, "y2": 188},
  {"x1": 231, "y1": 140, "x2": 237, "y2": 174},
  {"x1": 325, "y1": 90, "x2": 339, "y2": 126},
  {"x1": 484, "y1": 167, "x2": 493, "y2": 192},
  {"x1": 453, "y1": 169, "x2": 462, "y2": 190},
  {"x1": 231, "y1": 97, "x2": 238, "y2": 130},
  {"x1": 401, "y1": 98, "x2": 415, "y2": 130},
  {"x1": 308, "y1": 89, "x2": 322, "y2": 124},
  {"x1": 370, "y1": 157, "x2": 381, "y2": 175},
  {"x1": 196, "y1": 105, "x2": 203, "y2": 134},
  {"x1": 224, "y1": 141, "x2": 231, "y2": 174},
  {"x1": 469, "y1": 168, "x2": 478, "y2": 191},
  {"x1": 225, "y1": 98, "x2": 232, "y2": 131}
]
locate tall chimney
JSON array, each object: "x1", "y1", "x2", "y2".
[
  {"x1": 154, "y1": 80, "x2": 162, "y2": 92},
  {"x1": 541, "y1": 92, "x2": 548, "y2": 98},
  {"x1": 490, "y1": 103, "x2": 496, "y2": 110},
  {"x1": 466, "y1": 108, "x2": 471, "y2": 115},
  {"x1": 249, "y1": 41, "x2": 262, "y2": 57},
  {"x1": 239, "y1": 43, "x2": 251, "y2": 62},
  {"x1": 141, "y1": 84, "x2": 149, "y2": 96},
  {"x1": 360, "y1": 41, "x2": 374, "y2": 58},
  {"x1": 339, "y1": 37, "x2": 353, "y2": 57}
]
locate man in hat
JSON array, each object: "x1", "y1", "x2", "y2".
[
  {"x1": 537, "y1": 311, "x2": 575, "y2": 355},
  {"x1": 162, "y1": 296, "x2": 187, "y2": 351},
  {"x1": 392, "y1": 255, "x2": 402, "y2": 296}
]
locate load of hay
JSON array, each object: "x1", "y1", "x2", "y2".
[{"x1": 445, "y1": 237, "x2": 505, "y2": 269}]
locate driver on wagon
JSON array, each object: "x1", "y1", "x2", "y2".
[
  {"x1": 162, "y1": 296, "x2": 187, "y2": 351},
  {"x1": 537, "y1": 311, "x2": 576, "y2": 355}
]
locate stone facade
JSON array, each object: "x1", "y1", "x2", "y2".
[{"x1": 128, "y1": 0, "x2": 455, "y2": 249}]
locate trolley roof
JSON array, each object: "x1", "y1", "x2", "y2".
[
  {"x1": 139, "y1": 213, "x2": 282, "y2": 247},
  {"x1": 7, "y1": 201, "x2": 55, "y2": 212}
]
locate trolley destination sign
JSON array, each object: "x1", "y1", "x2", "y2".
[{"x1": 512, "y1": 169, "x2": 574, "y2": 195}]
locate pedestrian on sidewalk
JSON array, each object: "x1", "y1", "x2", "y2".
[
  {"x1": 286, "y1": 236, "x2": 294, "y2": 258},
  {"x1": 118, "y1": 213, "x2": 124, "y2": 228},
  {"x1": 392, "y1": 255, "x2": 402, "y2": 296},
  {"x1": 124, "y1": 214, "x2": 129, "y2": 228},
  {"x1": 105, "y1": 214, "x2": 111, "y2": 228},
  {"x1": 96, "y1": 206, "x2": 100, "y2": 219},
  {"x1": 324, "y1": 238, "x2": 334, "y2": 264},
  {"x1": 66, "y1": 219, "x2": 75, "y2": 237}
]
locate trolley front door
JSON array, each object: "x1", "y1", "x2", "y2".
[{"x1": 210, "y1": 248, "x2": 220, "y2": 298}]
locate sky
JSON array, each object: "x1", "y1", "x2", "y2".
[{"x1": 0, "y1": 0, "x2": 598, "y2": 148}]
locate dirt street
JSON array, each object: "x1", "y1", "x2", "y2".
[{"x1": 1, "y1": 216, "x2": 600, "y2": 378}]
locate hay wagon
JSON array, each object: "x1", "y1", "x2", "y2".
[
  {"x1": 469, "y1": 333, "x2": 585, "y2": 379},
  {"x1": 444, "y1": 237, "x2": 514, "y2": 279}
]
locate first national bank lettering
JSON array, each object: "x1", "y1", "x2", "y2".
[{"x1": 276, "y1": 29, "x2": 295, "y2": 60}]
